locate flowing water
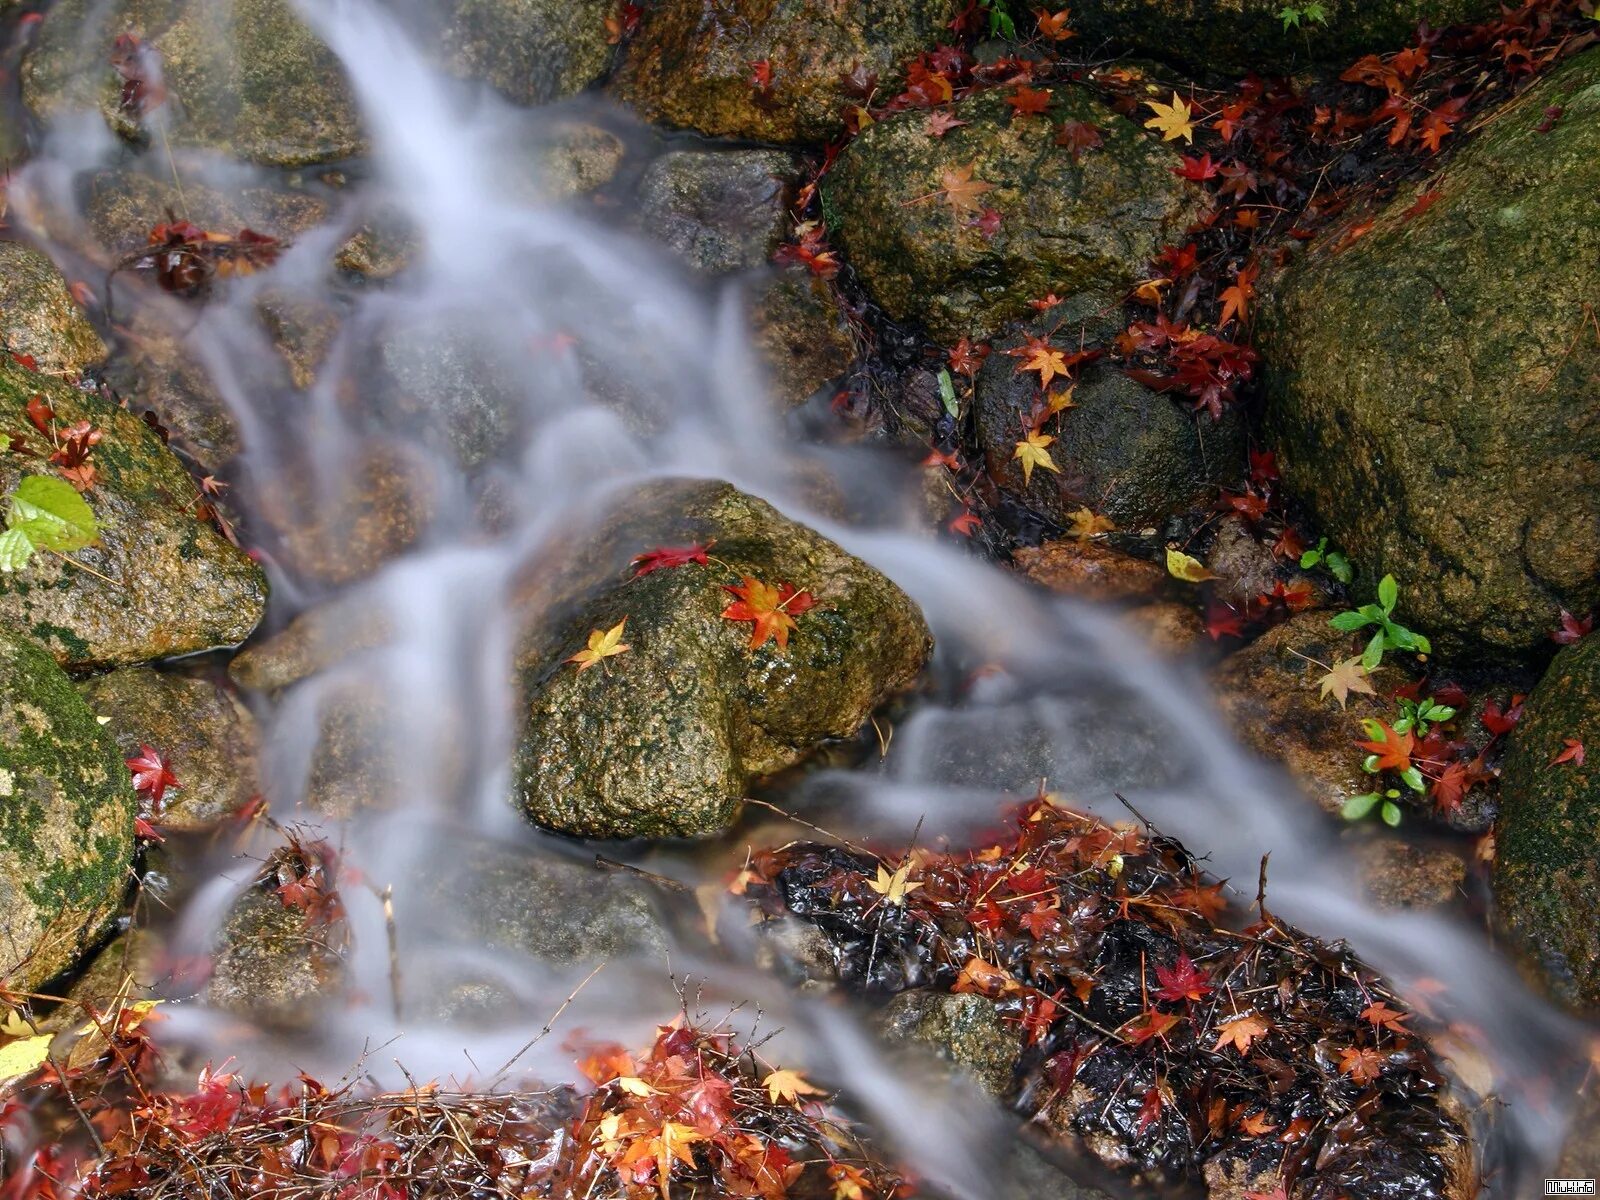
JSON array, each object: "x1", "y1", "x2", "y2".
[{"x1": 6, "y1": 1, "x2": 1589, "y2": 1194}]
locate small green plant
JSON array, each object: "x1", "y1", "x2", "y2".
[
  {"x1": 1298, "y1": 536, "x2": 1352, "y2": 583},
  {"x1": 977, "y1": 0, "x2": 1017, "y2": 38},
  {"x1": 1277, "y1": 2, "x2": 1330, "y2": 31},
  {"x1": 1391, "y1": 696, "x2": 1455, "y2": 737},
  {"x1": 1341, "y1": 786, "x2": 1407, "y2": 827},
  {"x1": 1342, "y1": 714, "x2": 1427, "y2": 826},
  {"x1": 0, "y1": 475, "x2": 99, "y2": 573},
  {"x1": 1328, "y1": 574, "x2": 1430, "y2": 669}
]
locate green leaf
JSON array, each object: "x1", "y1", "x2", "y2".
[
  {"x1": 1399, "y1": 766, "x2": 1426, "y2": 793},
  {"x1": 1278, "y1": 5, "x2": 1302, "y2": 29},
  {"x1": 938, "y1": 369, "x2": 959, "y2": 418},
  {"x1": 0, "y1": 527, "x2": 34, "y2": 573},
  {"x1": 1412, "y1": 632, "x2": 1431, "y2": 655},
  {"x1": 8, "y1": 476, "x2": 98, "y2": 552},
  {"x1": 1304, "y1": 0, "x2": 1329, "y2": 24},
  {"x1": 1430, "y1": 705, "x2": 1454, "y2": 722},
  {"x1": 1329, "y1": 610, "x2": 1372, "y2": 632},
  {"x1": 1341, "y1": 792, "x2": 1380, "y2": 820},
  {"x1": 1380, "y1": 801, "x2": 1403, "y2": 827},
  {"x1": 1325, "y1": 552, "x2": 1352, "y2": 583},
  {"x1": 1377, "y1": 573, "x2": 1398, "y2": 613},
  {"x1": 1299, "y1": 548, "x2": 1320, "y2": 569},
  {"x1": 1361, "y1": 628, "x2": 1385, "y2": 670}
]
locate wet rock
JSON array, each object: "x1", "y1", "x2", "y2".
[
  {"x1": 0, "y1": 359, "x2": 267, "y2": 667},
  {"x1": 514, "y1": 479, "x2": 932, "y2": 838},
  {"x1": 1558, "y1": 1087, "x2": 1600, "y2": 1182},
  {"x1": 1068, "y1": 0, "x2": 1500, "y2": 77},
  {"x1": 1122, "y1": 599, "x2": 1207, "y2": 655},
  {"x1": 635, "y1": 148, "x2": 796, "y2": 274},
  {"x1": 876, "y1": 990, "x2": 1020, "y2": 1099},
  {"x1": 1013, "y1": 539, "x2": 1167, "y2": 603},
  {"x1": 23, "y1": 0, "x2": 364, "y2": 167},
  {"x1": 204, "y1": 883, "x2": 343, "y2": 1028},
  {"x1": 1354, "y1": 837, "x2": 1467, "y2": 911},
  {"x1": 823, "y1": 85, "x2": 1207, "y2": 340},
  {"x1": 977, "y1": 358, "x2": 1246, "y2": 532},
  {"x1": 0, "y1": 242, "x2": 107, "y2": 376},
  {"x1": 77, "y1": 668, "x2": 257, "y2": 830},
  {"x1": 1260, "y1": 49, "x2": 1600, "y2": 663},
  {"x1": 748, "y1": 266, "x2": 855, "y2": 408},
  {"x1": 1213, "y1": 612, "x2": 1410, "y2": 818},
  {"x1": 1207, "y1": 515, "x2": 1282, "y2": 607},
  {"x1": 435, "y1": 0, "x2": 613, "y2": 106},
  {"x1": 0, "y1": 629, "x2": 134, "y2": 992},
  {"x1": 610, "y1": 0, "x2": 959, "y2": 144},
  {"x1": 1493, "y1": 633, "x2": 1600, "y2": 1010},
  {"x1": 41, "y1": 930, "x2": 161, "y2": 1039}
]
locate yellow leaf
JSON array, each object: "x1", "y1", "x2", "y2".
[
  {"x1": 599, "y1": 1111, "x2": 623, "y2": 1141},
  {"x1": 1318, "y1": 656, "x2": 1376, "y2": 709},
  {"x1": 762, "y1": 1067, "x2": 825, "y2": 1105},
  {"x1": 1066, "y1": 507, "x2": 1115, "y2": 540},
  {"x1": 1013, "y1": 431, "x2": 1060, "y2": 486},
  {"x1": 0, "y1": 1034, "x2": 51, "y2": 1090},
  {"x1": 1133, "y1": 277, "x2": 1171, "y2": 305},
  {"x1": 567, "y1": 618, "x2": 631, "y2": 671},
  {"x1": 616, "y1": 1075, "x2": 660, "y2": 1096},
  {"x1": 1045, "y1": 385, "x2": 1077, "y2": 414},
  {"x1": 0, "y1": 1009, "x2": 31, "y2": 1039},
  {"x1": 1165, "y1": 547, "x2": 1214, "y2": 583},
  {"x1": 866, "y1": 862, "x2": 923, "y2": 906},
  {"x1": 1145, "y1": 92, "x2": 1198, "y2": 143}
]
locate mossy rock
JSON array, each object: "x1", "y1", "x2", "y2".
[
  {"x1": 1260, "y1": 49, "x2": 1600, "y2": 664},
  {"x1": 749, "y1": 265, "x2": 855, "y2": 407},
  {"x1": 0, "y1": 629, "x2": 134, "y2": 992},
  {"x1": 610, "y1": 0, "x2": 960, "y2": 144},
  {"x1": 204, "y1": 884, "x2": 343, "y2": 1028},
  {"x1": 822, "y1": 85, "x2": 1207, "y2": 341},
  {"x1": 1067, "y1": 0, "x2": 1502, "y2": 78},
  {"x1": 0, "y1": 242, "x2": 107, "y2": 376},
  {"x1": 23, "y1": 0, "x2": 364, "y2": 167},
  {"x1": 435, "y1": 0, "x2": 614, "y2": 106},
  {"x1": 1493, "y1": 633, "x2": 1600, "y2": 1010},
  {"x1": 514, "y1": 479, "x2": 932, "y2": 838},
  {"x1": 634, "y1": 148, "x2": 797, "y2": 274},
  {"x1": 77, "y1": 668, "x2": 257, "y2": 830},
  {"x1": 876, "y1": 990, "x2": 1021, "y2": 1099},
  {"x1": 0, "y1": 359, "x2": 267, "y2": 667}
]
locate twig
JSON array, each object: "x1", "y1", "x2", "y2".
[{"x1": 490, "y1": 962, "x2": 605, "y2": 1087}]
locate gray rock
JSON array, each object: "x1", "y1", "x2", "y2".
[
  {"x1": 0, "y1": 242, "x2": 106, "y2": 376},
  {"x1": 876, "y1": 989, "x2": 1021, "y2": 1099},
  {"x1": 748, "y1": 266, "x2": 855, "y2": 408},
  {"x1": 0, "y1": 629, "x2": 134, "y2": 992},
  {"x1": 204, "y1": 884, "x2": 344, "y2": 1027},
  {"x1": 435, "y1": 0, "x2": 614, "y2": 106},
  {"x1": 636, "y1": 148, "x2": 797, "y2": 274}
]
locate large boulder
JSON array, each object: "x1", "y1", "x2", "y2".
[
  {"x1": 514, "y1": 479, "x2": 932, "y2": 838},
  {"x1": 0, "y1": 243, "x2": 107, "y2": 377},
  {"x1": 433, "y1": 0, "x2": 613, "y2": 106},
  {"x1": 23, "y1": 0, "x2": 365, "y2": 167},
  {"x1": 610, "y1": 0, "x2": 959, "y2": 144},
  {"x1": 822, "y1": 85, "x2": 1206, "y2": 341},
  {"x1": 1066, "y1": 0, "x2": 1501, "y2": 78},
  {"x1": 0, "y1": 629, "x2": 135, "y2": 991},
  {"x1": 1261, "y1": 50, "x2": 1600, "y2": 663},
  {"x1": 1493, "y1": 633, "x2": 1600, "y2": 1009},
  {"x1": 0, "y1": 359, "x2": 267, "y2": 667}
]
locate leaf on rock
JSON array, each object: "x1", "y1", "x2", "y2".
[
  {"x1": 1318, "y1": 657, "x2": 1375, "y2": 709},
  {"x1": 1013, "y1": 431, "x2": 1060, "y2": 486},
  {"x1": 567, "y1": 619, "x2": 631, "y2": 671},
  {"x1": 720, "y1": 577, "x2": 815, "y2": 651},
  {"x1": 1553, "y1": 737, "x2": 1586, "y2": 766},
  {"x1": 1066, "y1": 507, "x2": 1115, "y2": 541},
  {"x1": 1145, "y1": 92, "x2": 1199, "y2": 143},
  {"x1": 866, "y1": 862, "x2": 923, "y2": 906},
  {"x1": 1356, "y1": 720, "x2": 1414, "y2": 772},
  {"x1": 936, "y1": 162, "x2": 996, "y2": 215},
  {"x1": 1165, "y1": 548, "x2": 1214, "y2": 583},
  {"x1": 631, "y1": 543, "x2": 711, "y2": 578}
]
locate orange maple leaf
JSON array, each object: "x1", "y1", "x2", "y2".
[
  {"x1": 1339, "y1": 1045, "x2": 1386, "y2": 1084},
  {"x1": 720, "y1": 577, "x2": 815, "y2": 650},
  {"x1": 1218, "y1": 262, "x2": 1258, "y2": 327},
  {"x1": 1356, "y1": 721, "x2": 1415, "y2": 772},
  {"x1": 1212, "y1": 1013, "x2": 1270, "y2": 1054},
  {"x1": 936, "y1": 162, "x2": 996, "y2": 214},
  {"x1": 1008, "y1": 335, "x2": 1070, "y2": 387}
]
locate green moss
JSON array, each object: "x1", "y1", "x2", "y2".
[{"x1": 29, "y1": 623, "x2": 91, "y2": 661}]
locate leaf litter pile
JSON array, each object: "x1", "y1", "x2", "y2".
[{"x1": 739, "y1": 792, "x2": 1473, "y2": 1199}]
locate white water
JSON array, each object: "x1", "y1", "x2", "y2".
[{"x1": 9, "y1": 1, "x2": 1585, "y2": 1194}]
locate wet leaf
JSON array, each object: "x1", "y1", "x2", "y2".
[
  {"x1": 1013, "y1": 431, "x2": 1060, "y2": 486},
  {"x1": 761, "y1": 1068, "x2": 824, "y2": 1105},
  {"x1": 1165, "y1": 548, "x2": 1214, "y2": 583},
  {"x1": 1145, "y1": 92, "x2": 1199, "y2": 143},
  {"x1": 721, "y1": 577, "x2": 815, "y2": 651},
  {"x1": 567, "y1": 619, "x2": 631, "y2": 671}
]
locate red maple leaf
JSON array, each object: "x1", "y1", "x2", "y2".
[
  {"x1": 1018, "y1": 903, "x2": 1060, "y2": 939},
  {"x1": 1008, "y1": 85, "x2": 1052, "y2": 120},
  {"x1": 1154, "y1": 954, "x2": 1212, "y2": 1003},
  {"x1": 126, "y1": 744, "x2": 180, "y2": 805},
  {"x1": 1205, "y1": 601, "x2": 1246, "y2": 641},
  {"x1": 948, "y1": 337, "x2": 988, "y2": 375},
  {"x1": 1553, "y1": 609, "x2": 1595, "y2": 644},
  {"x1": 1054, "y1": 120, "x2": 1103, "y2": 162},
  {"x1": 631, "y1": 542, "x2": 712, "y2": 577},
  {"x1": 1482, "y1": 695, "x2": 1524, "y2": 736},
  {"x1": 1136, "y1": 1085, "x2": 1164, "y2": 1134},
  {"x1": 1553, "y1": 737, "x2": 1586, "y2": 767},
  {"x1": 947, "y1": 509, "x2": 983, "y2": 537},
  {"x1": 1173, "y1": 153, "x2": 1220, "y2": 181},
  {"x1": 1356, "y1": 721, "x2": 1414, "y2": 773}
]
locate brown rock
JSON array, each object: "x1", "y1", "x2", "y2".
[
  {"x1": 1123, "y1": 601, "x2": 1207, "y2": 655},
  {"x1": 1014, "y1": 539, "x2": 1167, "y2": 603},
  {"x1": 1353, "y1": 837, "x2": 1468, "y2": 910}
]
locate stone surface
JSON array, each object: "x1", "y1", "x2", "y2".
[
  {"x1": 23, "y1": 0, "x2": 364, "y2": 167},
  {"x1": 1122, "y1": 599, "x2": 1207, "y2": 654},
  {"x1": 1493, "y1": 633, "x2": 1600, "y2": 1010},
  {"x1": 0, "y1": 359, "x2": 267, "y2": 667},
  {"x1": 748, "y1": 266, "x2": 855, "y2": 407},
  {"x1": 636, "y1": 148, "x2": 796, "y2": 274},
  {"x1": 435, "y1": 0, "x2": 613, "y2": 106},
  {"x1": 0, "y1": 242, "x2": 107, "y2": 376},
  {"x1": 1260, "y1": 49, "x2": 1600, "y2": 663},
  {"x1": 1068, "y1": 0, "x2": 1501, "y2": 77},
  {"x1": 1354, "y1": 837, "x2": 1467, "y2": 910},
  {"x1": 78, "y1": 668, "x2": 257, "y2": 830},
  {"x1": 513, "y1": 479, "x2": 932, "y2": 838},
  {"x1": 875, "y1": 989, "x2": 1021, "y2": 1099},
  {"x1": 204, "y1": 884, "x2": 343, "y2": 1027},
  {"x1": 823, "y1": 85, "x2": 1207, "y2": 340},
  {"x1": 611, "y1": 0, "x2": 959, "y2": 144},
  {"x1": 1013, "y1": 539, "x2": 1167, "y2": 603},
  {"x1": 0, "y1": 629, "x2": 134, "y2": 992}
]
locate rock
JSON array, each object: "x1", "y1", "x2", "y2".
[
  {"x1": 1067, "y1": 0, "x2": 1501, "y2": 77},
  {"x1": 1558, "y1": 1087, "x2": 1600, "y2": 1182},
  {"x1": 748, "y1": 266, "x2": 855, "y2": 407},
  {"x1": 204, "y1": 883, "x2": 343, "y2": 1028},
  {"x1": 1206, "y1": 515, "x2": 1280, "y2": 606},
  {"x1": 1122, "y1": 600, "x2": 1207, "y2": 654},
  {"x1": 875, "y1": 990, "x2": 1020, "y2": 1099},
  {"x1": 610, "y1": 0, "x2": 959, "y2": 144},
  {"x1": 0, "y1": 242, "x2": 107, "y2": 376},
  {"x1": 0, "y1": 359, "x2": 267, "y2": 667},
  {"x1": 514, "y1": 479, "x2": 932, "y2": 838},
  {"x1": 822, "y1": 85, "x2": 1207, "y2": 341},
  {"x1": 1354, "y1": 837, "x2": 1467, "y2": 910},
  {"x1": 1213, "y1": 612, "x2": 1410, "y2": 818},
  {"x1": 977, "y1": 359, "x2": 1246, "y2": 532},
  {"x1": 0, "y1": 629, "x2": 134, "y2": 992},
  {"x1": 77, "y1": 668, "x2": 257, "y2": 830},
  {"x1": 1260, "y1": 49, "x2": 1600, "y2": 663},
  {"x1": 23, "y1": 0, "x2": 363, "y2": 167},
  {"x1": 434, "y1": 0, "x2": 613, "y2": 106},
  {"x1": 1013, "y1": 539, "x2": 1167, "y2": 603},
  {"x1": 1493, "y1": 633, "x2": 1600, "y2": 1009},
  {"x1": 635, "y1": 148, "x2": 797, "y2": 274}
]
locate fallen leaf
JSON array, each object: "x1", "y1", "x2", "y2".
[
  {"x1": 567, "y1": 619, "x2": 631, "y2": 671},
  {"x1": 1013, "y1": 431, "x2": 1060, "y2": 486},
  {"x1": 1339, "y1": 1045, "x2": 1385, "y2": 1084},
  {"x1": 1037, "y1": 8, "x2": 1075, "y2": 40},
  {"x1": 1359, "y1": 1001, "x2": 1409, "y2": 1033},
  {"x1": 1165, "y1": 548, "x2": 1214, "y2": 583},
  {"x1": 1009, "y1": 335, "x2": 1071, "y2": 387},
  {"x1": 1008, "y1": 85, "x2": 1052, "y2": 120},
  {"x1": 1055, "y1": 119, "x2": 1103, "y2": 161},
  {"x1": 925, "y1": 109, "x2": 967, "y2": 137},
  {"x1": 721, "y1": 577, "x2": 815, "y2": 651},
  {"x1": 1553, "y1": 737, "x2": 1586, "y2": 766},
  {"x1": 1145, "y1": 92, "x2": 1199, "y2": 143},
  {"x1": 1356, "y1": 720, "x2": 1414, "y2": 773},
  {"x1": 1318, "y1": 657, "x2": 1375, "y2": 709},
  {"x1": 0, "y1": 1033, "x2": 51, "y2": 1092},
  {"x1": 1212, "y1": 1013, "x2": 1270, "y2": 1054},
  {"x1": 1066, "y1": 508, "x2": 1115, "y2": 540},
  {"x1": 1154, "y1": 954, "x2": 1212, "y2": 1003},
  {"x1": 631, "y1": 543, "x2": 711, "y2": 577},
  {"x1": 126, "y1": 744, "x2": 180, "y2": 805},
  {"x1": 866, "y1": 862, "x2": 923, "y2": 906},
  {"x1": 936, "y1": 162, "x2": 996, "y2": 215},
  {"x1": 762, "y1": 1068, "x2": 824, "y2": 1105}
]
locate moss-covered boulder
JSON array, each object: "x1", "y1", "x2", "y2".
[
  {"x1": 0, "y1": 629, "x2": 134, "y2": 992},
  {"x1": 1260, "y1": 50, "x2": 1600, "y2": 663},
  {"x1": 78, "y1": 668, "x2": 257, "y2": 830},
  {"x1": 822, "y1": 85, "x2": 1207, "y2": 341},
  {"x1": 635, "y1": 149, "x2": 797, "y2": 274},
  {"x1": 610, "y1": 0, "x2": 959, "y2": 144},
  {"x1": 205, "y1": 882, "x2": 343, "y2": 1028},
  {"x1": 1067, "y1": 0, "x2": 1501, "y2": 78},
  {"x1": 435, "y1": 0, "x2": 613, "y2": 106},
  {"x1": 1493, "y1": 634, "x2": 1600, "y2": 1009},
  {"x1": 0, "y1": 243, "x2": 107, "y2": 376},
  {"x1": 0, "y1": 359, "x2": 267, "y2": 667},
  {"x1": 514, "y1": 479, "x2": 932, "y2": 838},
  {"x1": 23, "y1": 0, "x2": 363, "y2": 167}
]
